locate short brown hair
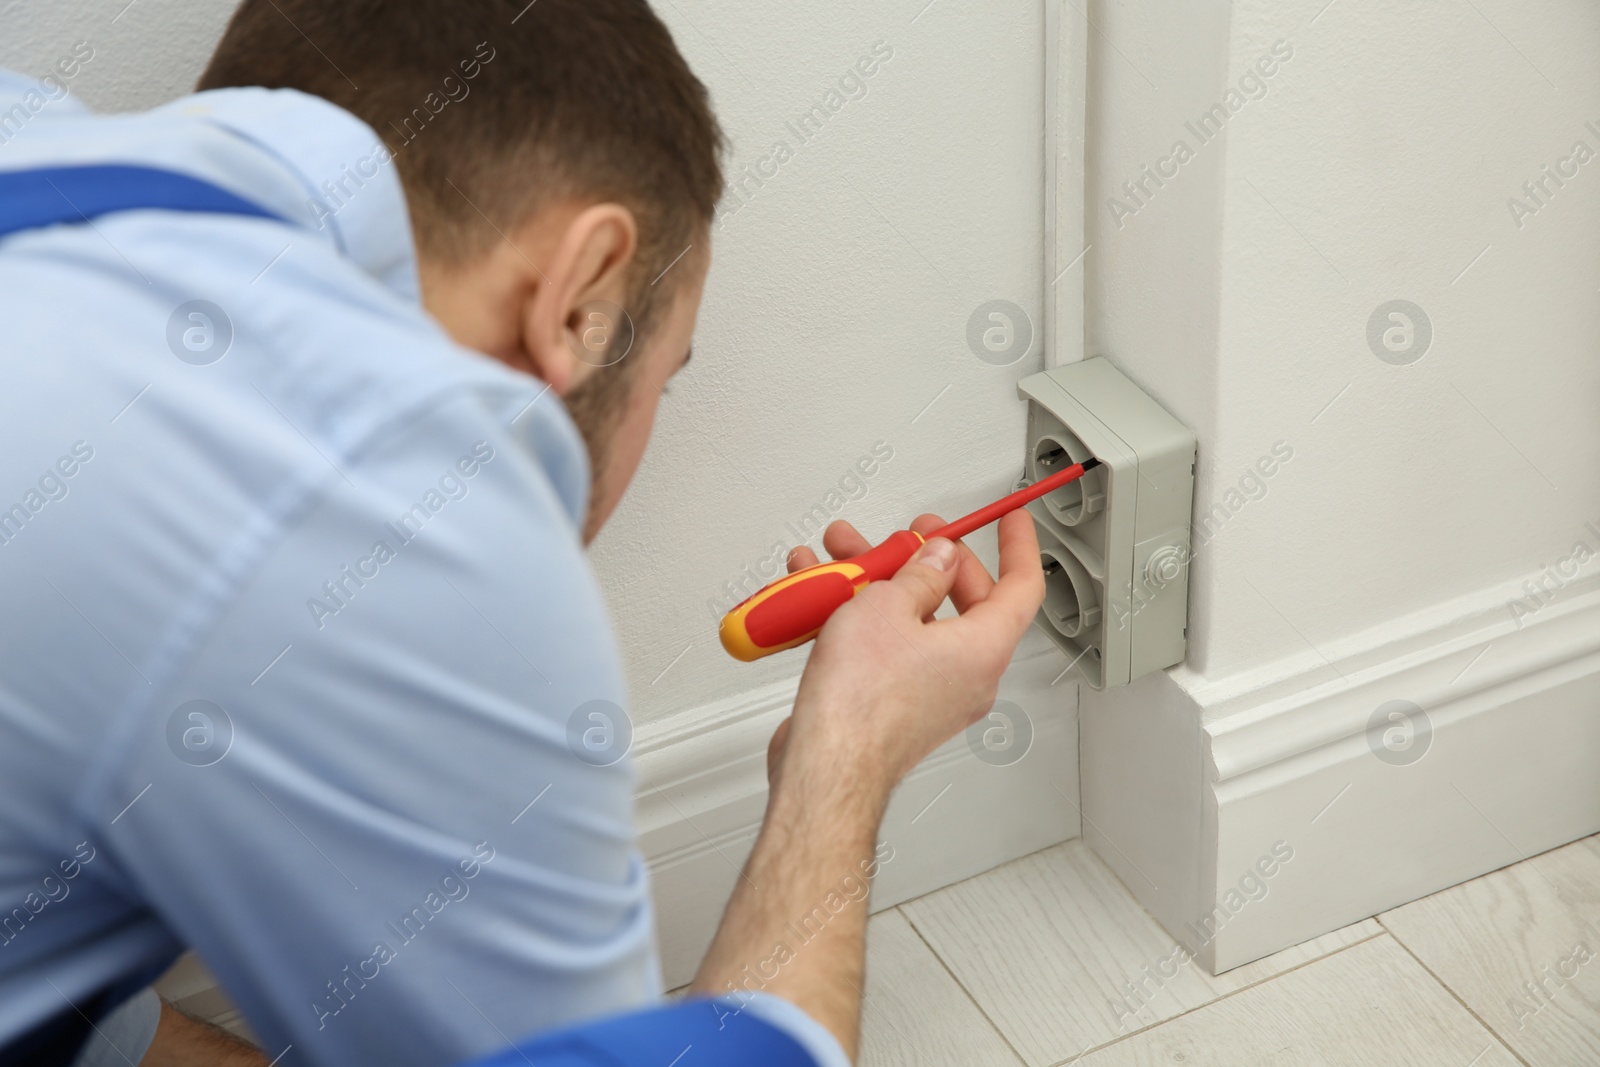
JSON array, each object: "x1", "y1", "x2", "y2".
[{"x1": 199, "y1": 0, "x2": 723, "y2": 334}]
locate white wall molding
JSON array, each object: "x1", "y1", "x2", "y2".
[
  {"x1": 1082, "y1": 572, "x2": 1600, "y2": 974},
  {"x1": 1205, "y1": 568, "x2": 1600, "y2": 777},
  {"x1": 1043, "y1": 0, "x2": 1089, "y2": 370},
  {"x1": 636, "y1": 640, "x2": 1081, "y2": 989}
]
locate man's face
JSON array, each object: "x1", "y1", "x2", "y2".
[{"x1": 567, "y1": 242, "x2": 709, "y2": 542}]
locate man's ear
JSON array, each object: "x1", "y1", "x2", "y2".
[{"x1": 521, "y1": 203, "x2": 638, "y2": 396}]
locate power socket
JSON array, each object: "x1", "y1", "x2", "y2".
[{"x1": 1017, "y1": 358, "x2": 1196, "y2": 689}]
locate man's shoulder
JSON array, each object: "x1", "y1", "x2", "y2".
[{"x1": 0, "y1": 90, "x2": 586, "y2": 820}]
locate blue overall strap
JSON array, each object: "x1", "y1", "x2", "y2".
[
  {"x1": 0, "y1": 164, "x2": 284, "y2": 240},
  {"x1": 462, "y1": 997, "x2": 820, "y2": 1067}
]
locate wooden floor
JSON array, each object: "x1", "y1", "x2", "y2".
[
  {"x1": 863, "y1": 833, "x2": 1600, "y2": 1067},
  {"x1": 161, "y1": 832, "x2": 1600, "y2": 1064}
]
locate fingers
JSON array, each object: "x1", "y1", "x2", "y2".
[
  {"x1": 822, "y1": 520, "x2": 872, "y2": 561},
  {"x1": 790, "y1": 519, "x2": 875, "y2": 574},
  {"x1": 994, "y1": 508, "x2": 1043, "y2": 586},
  {"x1": 958, "y1": 510, "x2": 1044, "y2": 638},
  {"x1": 908, "y1": 513, "x2": 996, "y2": 614},
  {"x1": 801, "y1": 511, "x2": 1022, "y2": 632},
  {"x1": 785, "y1": 546, "x2": 819, "y2": 573},
  {"x1": 884, "y1": 537, "x2": 960, "y2": 622}
]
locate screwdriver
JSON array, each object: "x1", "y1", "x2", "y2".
[{"x1": 719, "y1": 457, "x2": 1101, "y2": 661}]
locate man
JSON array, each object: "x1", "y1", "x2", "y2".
[{"x1": 0, "y1": 1, "x2": 1044, "y2": 1064}]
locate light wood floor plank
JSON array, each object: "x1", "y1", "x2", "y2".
[
  {"x1": 860, "y1": 908, "x2": 1024, "y2": 1067},
  {"x1": 1380, "y1": 833, "x2": 1600, "y2": 1065},
  {"x1": 1076, "y1": 936, "x2": 1519, "y2": 1067},
  {"x1": 154, "y1": 951, "x2": 259, "y2": 1042},
  {"x1": 900, "y1": 840, "x2": 1380, "y2": 1066}
]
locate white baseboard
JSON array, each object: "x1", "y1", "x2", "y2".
[
  {"x1": 636, "y1": 635, "x2": 1081, "y2": 989},
  {"x1": 1081, "y1": 571, "x2": 1600, "y2": 974}
]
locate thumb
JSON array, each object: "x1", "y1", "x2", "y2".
[{"x1": 887, "y1": 537, "x2": 959, "y2": 620}]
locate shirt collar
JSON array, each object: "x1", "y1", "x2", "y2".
[
  {"x1": 153, "y1": 86, "x2": 422, "y2": 304},
  {"x1": 0, "y1": 73, "x2": 593, "y2": 526},
  {"x1": 172, "y1": 90, "x2": 595, "y2": 526}
]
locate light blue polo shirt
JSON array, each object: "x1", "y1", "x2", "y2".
[{"x1": 0, "y1": 71, "x2": 844, "y2": 1067}]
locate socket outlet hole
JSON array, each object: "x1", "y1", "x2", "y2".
[
  {"x1": 1033, "y1": 434, "x2": 1104, "y2": 526},
  {"x1": 1040, "y1": 547, "x2": 1100, "y2": 639}
]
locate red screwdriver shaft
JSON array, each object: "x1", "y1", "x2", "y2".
[{"x1": 931, "y1": 457, "x2": 1100, "y2": 542}]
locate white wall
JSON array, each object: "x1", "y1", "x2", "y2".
[
  {"x1": 2, "y1": 0, "x2": 1057, "y2": 727},
  {"x1": 597, "y1": 1, "x2": 1049, "y2": 721},
  {"x1": 1, "y1": 0, "x2": 239, "y2": 112},
  {"x1": 1078, "y1": 0, "x2": 1600, "y2": 973},
  {"x1": 1086, "y1": 0, "x2": 1600, "y2": 686}
]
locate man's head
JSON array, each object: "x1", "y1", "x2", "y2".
[{"x1": 199, "y1": 0, "x2": 723, "y2": 540}]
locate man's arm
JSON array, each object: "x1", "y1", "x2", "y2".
[
  {"x1": 689, "y1": 741, "x2": 887, "y2": 1059},
  {"x1": 90, "y1": 390, "x2": 659, "y2": 1066},
  {"x1": 143, "y1": 1002, "x2": 266, "y2": 1067},
  {"x1": 67, "y1": 991, "x2": 264, "y2": 1067},
  {"x1": 691, "y1": 510, "x2": 1044, "y2": 1059}
]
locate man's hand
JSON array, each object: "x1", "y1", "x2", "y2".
[
  {"x1": 696, "y1": 511, "x2": 1043, "y2": 1060},
  {"x1": 773, "y1": 510, "x2": 1042, "y2": 792}
]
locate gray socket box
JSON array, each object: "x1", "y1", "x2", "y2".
[{"x1": 1016, "y1": 358, "x2": 1196, "y2": 689}]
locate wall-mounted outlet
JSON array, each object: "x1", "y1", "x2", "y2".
[{"x1": 1017, "y1": 358, "x2": 1196, "y2": 689}]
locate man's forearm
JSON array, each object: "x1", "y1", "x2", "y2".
[
  {"x1": 690, "y1": 518, "x2": 1042, "y2": 1060},
  {"x1": 689, "y1": 747, "x2": 891, "y2": 1061},
  {"x1": 143, "y1": 1002, "x2": 267, "y2": 1067}
]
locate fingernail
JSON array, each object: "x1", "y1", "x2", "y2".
[{"x1": 916, "y1": 537, "x2": 957, "y2": 572}]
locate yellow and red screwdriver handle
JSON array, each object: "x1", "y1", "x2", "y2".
[{"x1": 719, "y1": 457, "x2": 1100, "y2": 661}]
